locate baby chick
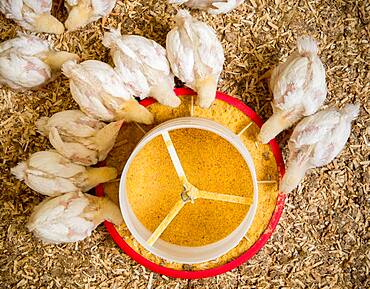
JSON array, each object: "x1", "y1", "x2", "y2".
[
  {"x1": 27, "y1": 192, "x2": 123, "y2": 244},
  {"x1": 103, "y1": 29, "x2": 181, "y2": 107},
  {"x1": 11, "y1": 150, "x2": 117, "y2": 196},
  {"x1": 37, "y1": 110, "x2": 123, "y2": 166},
  {"x1": 166, "y1": 10, "x2": 224, "y2": 108},
  {"x1": 0, "y1": 34, "x2": 79, "y2": 90},
  {"x1": 280, "y1": 104, "x2": 359, "y2": 194},
  {"x1": 0, "y1": 0, "x2": 64, "y2": 34},
  {"x1": 62, "y1": 60, "x2": 153, "y2": 124},
  {"x1": 258, "y1": 36, "x2": 327, "y2": 144},
  {"x1": 169, "y1": 0, "x2": 244, "y2": 14},
  {"x1": 65, "y1": 0, "x2": 116, "y2": 31}
]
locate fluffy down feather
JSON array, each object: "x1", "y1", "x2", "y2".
[
  {"x1": 0, "y1": 34, "x2": 79, "y2": 90},
  {"x1": 166, "y1": 10, "x2": 224, "y2": 108},
  {"x1": 61, "y1": 60, "x2": 153, "y2": 123},
  {"x1": 280, "y1": 104, "x2": 359, "y2": 194},
  {"x1": 64, "y1": 0, "x2": 116, "y2": 31},
  {"x1": 27, "y1": 192, "x2": 123, "y2": 243},
  {"x1": 37, "y1": 110, "x2": 123, "y2": 165},
  {"x1": 11, "y1": 150, "x2": 117, "y2": 196},
  {"x1": 103, "y1": 29, "x2": 181, "y2": 107},
  {"x1": 169, "y1": 0, "x2": 244, "y2": 14},
  {"x1": 258, "y1": 36, "x2": 327, "y2": 144},
  {"x1": 0, "y1": 0, "x2": 64, "y2": 33}
]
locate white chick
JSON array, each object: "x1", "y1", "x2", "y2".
[
  {"x1": 11, "y1": 150, "x2": 117, "y2": 196},
  {"x1": 61, "y1": 60, "x2": 153, "y2": 124},
  {"x1": 64, "y1": 0, "x2": 116, "y2": 31},
  {"x1": 27, "y1": 191, "x2": 123, "y2": 244},
  {"x1": 169, "y1": 0, "x2": 244, "y2": 14},
  {"x1": 0, "y1": 0, "x2": 64, "y2": 34},
  {"x1": 0, "y1": 34, "x2": 79, "y2": 90},
  {"x1": 166, "y1": 9, "x2": 224, "y2": 108},
  {"x1": 103, "y1": 29, "x2": 181, "y2": 108},
  {"x1": 258, "y1": 36, "x2": 327, "y2": 144},
  {"x1": 280, "y1": 104, "x2": 359, "y2": 194},
  {"x1": 36, "y1": 110, "x2": 123, "y2": 166}
]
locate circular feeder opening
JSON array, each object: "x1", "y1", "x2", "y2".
[{"x1": 119, "y1": 117, "x2": 258, "y2": 264}]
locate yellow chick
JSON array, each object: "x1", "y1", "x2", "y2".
[
  {"x1": 166, "y1": 10, "x2": 224, "y2": 108},
  {"x1": 0, "y1": 33, "x2": 79, "y2": 90},
  {"x1": 103, "y1": 29, "x2": 181, "y2": 108},
  {"x1": 258, "y1": 36, "x2": 327, "y2": 144},
  {"x1": 27, "y1": 192, "x2": 123, "y2": 244},
  {"x1": 169, "y1": 0, "x2": 244, "y2": 14},
  {"x1": 0, "y1": 0, "x2": 64, "y2": 34},
  {"x1": 62, "y1": 60, "x2": 153, "y2": 124},
  {"x1": 37, "y1": 110, "x2": 123, "y2": 166},
  {"x1": 280, "y1": 104, "x2": 359, "y2": 193},
  {"x1": 11, "y1": 150, "x2": 117, "y2": 196},
  {"x1": 64, "y1": 0, "x2": 117, "y2": 31}
]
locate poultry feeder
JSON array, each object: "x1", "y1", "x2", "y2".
[
  {"x1": 96, "y1": 88, "x2": 286, "y2": 279},
  {"x1": 121, "y1": 117, "x2": 258, "y2": 264}
]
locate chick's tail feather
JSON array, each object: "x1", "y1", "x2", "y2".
[
  {"x1": 36, "y1": 117, "x2": 50, "y2": 136},
  {"x1": 280, "y1": 160, "x2": 310, "y2": 194},
  {"x1": 297, "y1": 36, "x2": 318, "y2": 57},
  {"x1": 34, "y1": 13, "x2": 64, "y2": 34},
  {"x1": 195, "y1": 75, "x2": 217, "y2": 109},
  {"x1": 341, "y1": 103, "x2": 360, "y2": 122},
  {"x1": 102, "y1": 28, "x2": 122, "y2": 49},
  {"x1": 11, "y1": 162, "x2": 27, "y2": 181},
  {"x1": 174, "y1": 9, "x2": 192, "y2": 26},
  {"x1": 61, "y1": 59, "x2": 79, "y2": 77},
  {"x1": 150, "y1": 83, "x2": 181, "y2": 108},
  {"x1": 258, "y1": 110, "x2": 298, "y2": 144}
]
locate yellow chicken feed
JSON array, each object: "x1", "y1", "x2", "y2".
[
  {"x1": 126, "y1": 128, "x2": 253, "y2": 247},
  {"x1": 104, "y1": 95, "x2": 279, "y2": 270}
]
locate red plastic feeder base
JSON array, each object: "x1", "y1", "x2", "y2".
[{"x1": 95, "y1": 87, "x2": 286, "y2": 279}]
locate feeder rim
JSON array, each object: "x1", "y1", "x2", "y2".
[{"x1": 95, "y1": 87, "x2": 286, "y2": 279}]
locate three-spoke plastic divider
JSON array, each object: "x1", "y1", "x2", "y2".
[{"x1": 146, "y1": 130, "x2": 250, "y2": 246}]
